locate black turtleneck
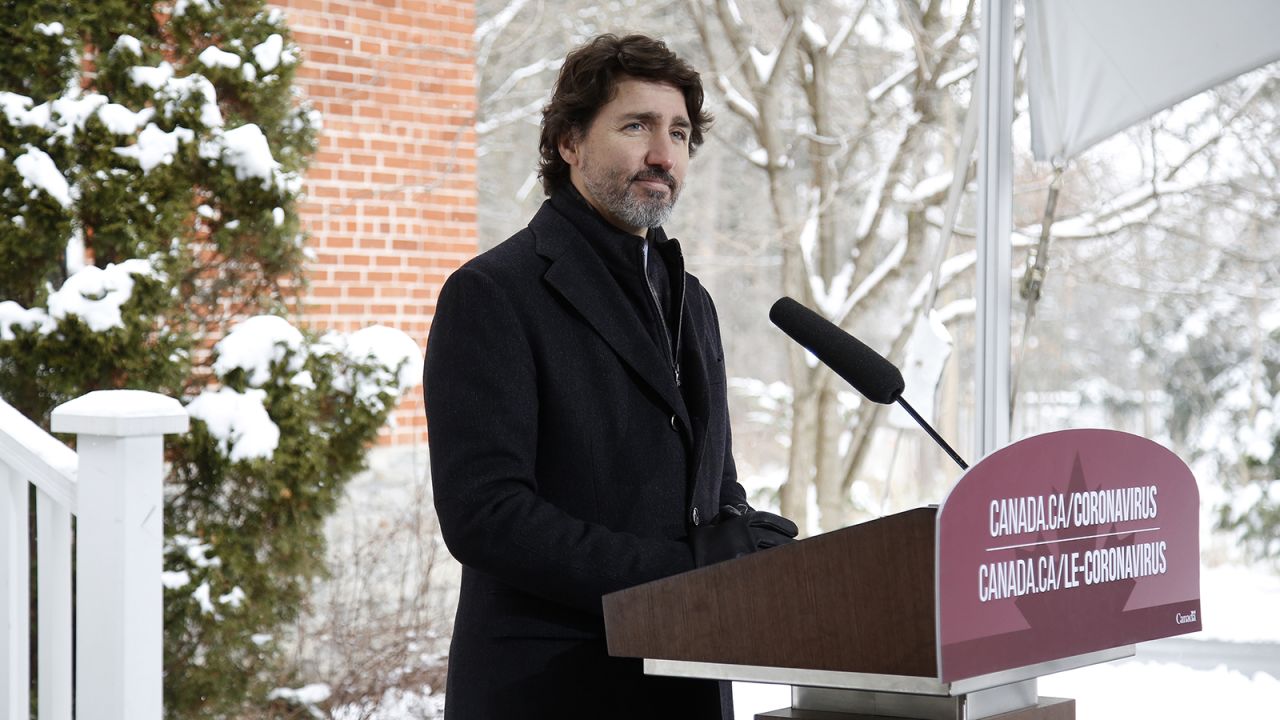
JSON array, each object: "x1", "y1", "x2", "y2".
[{"x1": 547, "y1": 186, "x2": 685, "y2": 378}]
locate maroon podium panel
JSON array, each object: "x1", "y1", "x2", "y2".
[{"x1": 937, "y1": 429, "x2": 1201, "y2": 682}]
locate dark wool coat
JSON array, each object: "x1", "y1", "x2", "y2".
[{"x1": 425, "y1": 195, "x2": 746, "y2": 719}]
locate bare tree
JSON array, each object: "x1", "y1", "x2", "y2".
[{"x1": 473, "y1": 0, "x2": 1275, "y2": 535}]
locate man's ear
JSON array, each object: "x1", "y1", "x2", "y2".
[{"x1": 558, "y1": 129, "x2": 581, "y2": 168}]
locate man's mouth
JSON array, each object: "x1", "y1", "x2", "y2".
[{"x1": 632, "y1": 172, "x2": 675, "y2": 193}]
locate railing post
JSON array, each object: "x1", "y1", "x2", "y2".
[
  {"x1": 1, "y1": 462, "x2": 30, "y2": 720},
  {"x1": 52, "y1": 390, "x2": 188, "y2": 720}
]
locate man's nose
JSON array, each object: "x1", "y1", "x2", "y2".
[{"x1": 645, "y1": 135, "x2": 676, "y2": 171}]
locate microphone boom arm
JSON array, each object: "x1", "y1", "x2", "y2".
[{"x1": 895, "y1": 396, "x2": 968, "y2": 470}]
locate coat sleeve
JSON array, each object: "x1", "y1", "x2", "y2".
[
  {"x1": 703, "y1": 289, "x2": 749, "y2": 510},
  {"x1": 425, "y1": 265, "x2": 696, "y2": 615}
]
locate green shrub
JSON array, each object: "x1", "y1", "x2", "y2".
[{"x1": 0, "y1": 2, "x2": 418, "y2": 717}]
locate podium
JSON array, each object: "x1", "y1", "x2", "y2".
[{"x1": 604, "y1": 429, "x2": 1202, "y2": 719}]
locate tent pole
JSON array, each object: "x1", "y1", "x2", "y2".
[{"x1": 974, "y1": 0, "x2": 1014, "y2": 460}]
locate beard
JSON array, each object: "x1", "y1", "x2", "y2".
[{"x1": 580, "y1": 162, "x2": 681, "y2": 230}]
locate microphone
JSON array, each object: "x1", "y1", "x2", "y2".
[
  {"x1": 769, "y1": 297, "x2": 968, "y2": 470},
  {"x1": 769, "y1": 297, "x2": 905, "y2": 404}
]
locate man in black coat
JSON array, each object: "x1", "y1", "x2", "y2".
[{"x1": 424, "y1": 34, "x2": 798, "y2": 719}]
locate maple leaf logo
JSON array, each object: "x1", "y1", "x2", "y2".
[{"x1": 1012, "y1": 452, "x2": 1137, "y2": 631}]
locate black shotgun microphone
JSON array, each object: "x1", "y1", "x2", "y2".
[
  {"x1": 769, "y1": 297, "x2": 969, "y2": 470},
  {"x1": 769, "y1": 297, "x2": 905, "y2": 403}
]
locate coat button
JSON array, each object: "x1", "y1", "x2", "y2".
[
  {"x1": 669, "y1": 414, "x2": 678, "y2": 431},
  {"x1": 691, "y1": 507, "x2": 701, "y2": 526}
]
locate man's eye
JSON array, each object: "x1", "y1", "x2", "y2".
[
  {"x1": 624, "y1": 122, "x2": 644, "y2": 131},
  {"x1": 672, "y1": 130, "x2": 688, "y2": 142}
]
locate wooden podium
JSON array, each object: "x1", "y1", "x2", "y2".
[
  {"x1": 603, "y1": 430, "x2": 1202, "y2": 719},
  {"x1": 604, "y1": 508, "x2": 1087, "y2": 719}
]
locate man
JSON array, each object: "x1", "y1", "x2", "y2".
[{"x1": 424, "y1": 34, "x2": 798, "y2": 719}]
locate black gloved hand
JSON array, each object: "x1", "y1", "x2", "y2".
[{"x1": 689, "y1": 504, "x2": 799, "y2": 567}]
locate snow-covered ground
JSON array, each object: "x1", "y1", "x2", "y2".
[
  {"x1": 733, "y1": 562, "x2": 1280, "y2": 719},
  {"x1": 734, "y1": 660, "x2": 1280, "y2": 720}
]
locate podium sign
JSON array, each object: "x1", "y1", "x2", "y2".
[{"x1": 936, "y1": 429, "x2": 1202, "y2": 682}]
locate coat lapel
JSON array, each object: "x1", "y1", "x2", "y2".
[{"x1": 531, "y1": 204, "x2": 693, "y2": 444}]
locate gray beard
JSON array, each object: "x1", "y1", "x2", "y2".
[{"x1": 585, "y1": 173, "x2": 678, "y2": 230}]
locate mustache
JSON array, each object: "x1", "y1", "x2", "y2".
[{"x1": 631, "y1": 169, "x2": 677, "y2": 189}]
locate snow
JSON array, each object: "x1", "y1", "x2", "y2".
[
  {"x1": 888, "y1": 310, "x2": 953, "y2": 430},
  {"x1": 171, "y1": 535, "x2": 222, "y2": 569},
  {"x1": 111, "y1": 34, "x2": 142, "y2": 57},
  {"x1": 811, "y1": 262, "x2": 854, "y2": 318},
  {"x1": 748, "y1": 46, "x2": 780, "y2": 85},
  {"x1": 185, "y1": 387, "x2": 281, "y2": 461},
  {"x1": 219, "y1": 586, "x2": 246, "y2": 608},
  {"x1": 46, "y1": 259, "x2": 157, "y2": 330},
  {"x1": 65, "y1": 227, "x2": 85, "y2": 275},
  {"x1": 34, "y1": 22, "x2": 64, "y2": 36},
  {"x1": 343, "y1": 325, "x2": 424, "y2": 395},
  {"x1": 1041, "y1": 660, "x2": 1280, "y2": 719},
  {"x1": 0, "y1": 301, "x2": 52, "y2": 340},
  {"x1": 716, "y1": 75, "x2": 760, "y2": 122},
  {"x1": 48, "y1": 94, "x2": 109, "y2": 141},
  {"x1": 207, "y1": 123, "x2": 283, "y2": 190},
  {"x1": 268, "y1": 683, "x2": 331, "y2": 706},
  {"x1": 251, "y1": 633, "x2": 273, "y2": 646},
  {"x1": 898, "y1": 171, "x2": 954, "y2": 205},
  {"x1": 0, "y1": 92, "x2": 47, "y2": 128},
  {"x1": 173, "y1": 0, "x2": 217, "y2": 16},
  {"x1": 161, "y1": 570, "x2": 191, "y2": 589},
  {"x1": 0, "y1": 393, "x2": 78, "y2": 481},
  {"x1": 332, "y1": 687, "x2": 445, "y2": 720},
  {"x1": 14, "y1": 146, "x2": 73, "y2": 208},
  {"x1": 113, "y1": 123, "x2": 194, "y2": 172},
  {"x1": 241, "y1": 63, "x2": 257, "y2": 82},
  {"x1": 97, "y1": 103, "x2": 155, "y2": 134},
  {"x1": 46, "y1": 259, "x2": 159, "y2": 332},
  {"x1": 841, "y1": 237, "x2": 907, "y2": 318},
  {"x1": 129, "y1": 63, "x2": 223, "y2": 129},
  {"x1": 272, "y1": 207, "x2": 285, "y2": 226},
  {"x1": 867, "y1": 64, "x2": 914, "y2": 103},
  {"x1": 128, "y1": 62, "x2": 175, "y2": 90},
  {"x1": 801, "y1": 15, "x2": 828, "y2": 49},
  {"x1": 936, "y1": 59, "x2": 977, "y2": 89},
  {"x1": 734, "y1": 660, "x2": 1279, "y2": 719},
  {"x1": 1200, "y1": 564, "x2": 1280, "y2": 643},
  {"x1": 252, "y1": 34, "x2": 284, "y2": 72},
  {"x1": 198, "y1": 46, "x2": 242, "y2": 70},
  {"x1": 725, "y1": 0, "x2": 744, "y2": 25},
  {"x1": 192, "y1": 582, "x2": 216, "y2": 614},
  {"x1": 827, "y1": 15, "x2": 855, "y2": 58},
  {"x1": 212, "y1": 314, "x2": 306, "y2": 386}
]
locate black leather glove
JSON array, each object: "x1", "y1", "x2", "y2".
[{"x1": 690, "y1": 504, "x2": 799, "y2": 567}]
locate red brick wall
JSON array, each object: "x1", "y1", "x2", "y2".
[{"x1": 270, "y1": 0, "x2": 476, "y2": 444}]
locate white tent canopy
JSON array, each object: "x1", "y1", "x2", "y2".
[
  {"x1": 1024, "y1": 0, "x2": 1280, "y2": 163},
  {"x1": 970, "y1": 0, "x2": 1280, "y2": 457}
]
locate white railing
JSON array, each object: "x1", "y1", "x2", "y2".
[{"x1": 1, "y1": 390, "x2": 187, "y2": 720}]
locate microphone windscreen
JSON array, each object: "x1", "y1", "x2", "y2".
[{"x1": 769, "y1": 297, "x2": 905, "y2": 404}]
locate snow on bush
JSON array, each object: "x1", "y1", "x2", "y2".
[
  {"x1": 14, "y1": 146, "x2": 74, "y2": 207},
  {"x1": 47, "y1": 259, "x2": 162, "y2": 331},
  {"x1": 186, "y1": 386, "x2": 280, "y2": 461},
  {"x1": 212, "y1": 314, "x2": 306, "y2": 386},
  {"x1": 189, "y1": 314, "x2": 422, "y2": 463}
]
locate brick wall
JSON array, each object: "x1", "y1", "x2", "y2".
[{"x1": 270, "y1": 0, "x2": 476, "y2": 445}]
